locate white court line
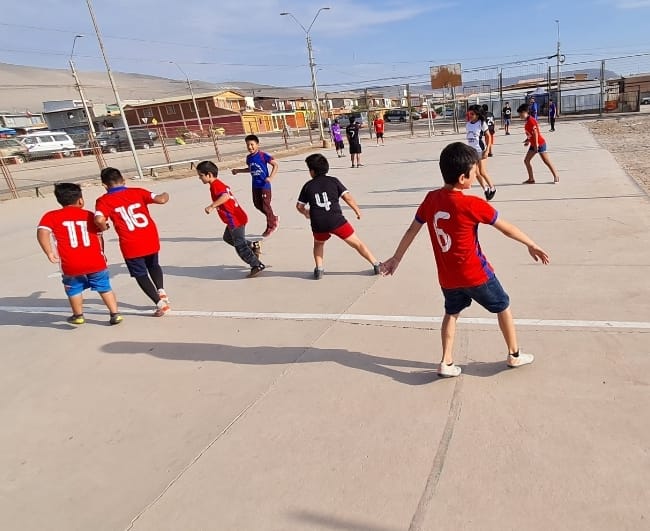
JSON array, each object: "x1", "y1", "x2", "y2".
[{"x1": 1, "y1": 305, "x2": 650, "y2": 330}]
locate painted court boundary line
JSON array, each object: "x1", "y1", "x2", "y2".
[{"x1": 2, "y1": 305, "x2": 650, "y2": 330}]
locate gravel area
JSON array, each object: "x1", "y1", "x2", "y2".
[{"x1": 587, "y1": 114, "x2": 650, "y2": 196}]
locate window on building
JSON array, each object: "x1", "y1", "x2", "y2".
[
  {"x1": 143, "y1": 108, "x2": 154, "y2": 118},
  {"x1": 165, "y1": 105, "x2": 176, "y2": 115}
]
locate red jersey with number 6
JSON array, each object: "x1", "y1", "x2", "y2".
[
  {"x1": 210, "y1": 179, "x2": 248, "y2": 229},
  {"x1": 38, "y1": 207, "x2": 107, "y2": 276},
  {"x1": 415, "y1": 188, "x2": 498, "y2": 289},
  {"x1": 95, "y1": 187, "x2": 160, "y2": 259}
]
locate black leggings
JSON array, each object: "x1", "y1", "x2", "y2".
[{"x1": 223, "y1": 225, "x2": 261, "y2": 267}]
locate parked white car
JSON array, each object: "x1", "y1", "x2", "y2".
[{"x1": 19, "y1": 131, "x2": 76, "y2": 159}]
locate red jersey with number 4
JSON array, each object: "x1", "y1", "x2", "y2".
[
  {"x1": 415, "y1": 188, "x2": 498, "y2": 289},
  {"x1": 95, "y1": 187, "x2": 160, "y2": 259},
  {"x1": 38, "y1": 207, "x2": 107, "y2": 276},
  {"x1": 524, "y1": 116, "x2": 546, "y2": 147},
  {"x1": 210, "y1": 179, "x2": 248, "y2": 229}
]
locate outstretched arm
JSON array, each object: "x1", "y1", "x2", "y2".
[
  {"x1": 381, "y1": 220, "x2": 423, "y2": 275},
  {"x1": 152, "y1": 192, "x2": 169, "y2": 204},
  {"x1": 231, "y1": 166, "x2": 250, "y2": 175},
  {"x1": 493, "y1": 218, "x2": 549, "y2": 264},
  {"x1": 341, "y1": 192, "x2": 361, "y2": 219}
]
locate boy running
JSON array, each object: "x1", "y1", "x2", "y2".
[
  {"x1": 94, "y1": 167, "x2": 171, "y2": 317},
  {"x1": 231, "y1": 134, "x2": 279, "y2": 237},
  {"x1": 197, "y1": 161, "x2": 265, "y2": 278},
  {"x1": 37, "y1": 183, "x2": 122, "y2": 325},
  {"x1": 517, "y1": 103, "x2": 560, "y2": 184},
  {"x1": 296, "y1": 153, "x2": 380, "y2": 280},
  {"x1": 382, "y1": 142, "x2": 549, "y2": 377}
]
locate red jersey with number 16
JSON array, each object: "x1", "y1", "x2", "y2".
[
  {"x1": 210, "y1": 179, "x2": 248, "y2": 229},
  {"x1": 95, "y1": 187, "x2": 161, "y2": 259},
  {"x1": 415, "y1": 188, "x2": 498, "y2": 289},
  {"x1": 38, "y1": 207, "x2": 107, "y2": 276}
]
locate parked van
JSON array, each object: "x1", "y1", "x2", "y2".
[
  {"x1": 19, "y1": 131, "x2": 76, "y2": 159},
  {"x1": 384, "y1": 109, "x2": 408, "y2": 122},
  {"x1": 95, "y1": 128, "x2": 154, "y2": 153},
  {"x1": 0, "y1": 138, "x2": 30, "y2": 163}
]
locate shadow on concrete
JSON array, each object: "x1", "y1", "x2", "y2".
[
  {"x1": 160, "y1": 236, "x2": 223, "y2": 243},
  {"x1": 461, "y1": 360, "x2": 512, "y2": 378},
  {"x1": 358, "y1": 204, "x2": 419, "y2": 210},
  {"x1": 162, "y1": 265, "x2": 377, "y2": 281},
  {"x1": 289, "y1": 510, "x2": 401, "y2": 531},
  {"x1": 100, "y1": 341, "x2": 439, "y2": 385}
]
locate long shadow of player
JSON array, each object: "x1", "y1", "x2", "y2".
[{"x1": 101, "y1": 341, "x2": 441, "y2": 386}]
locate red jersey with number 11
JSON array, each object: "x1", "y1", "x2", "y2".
[
  {"x1": 415, "y1": 188, "x2": 498, "y2": 289},
  {"x1": 95, "y1": 187, "x2": 160, "y2": 259},
  {"x1": 210, "y1": 179, "x2": 248, "y2": 229},
  {"x1": 38, "y1": 207, "x2": 107, "y2": 276}
]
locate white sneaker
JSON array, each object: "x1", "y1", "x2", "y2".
[
  {"x1": 153, "y1": 299, "x2": 170, "y2": 317},
  {"x1": 157, "y1": 289, "x2": 170, "y2": 303},
  {"x1": 507, "y1": 351, "x2": 534, "y2": 368},
  {"x1": 438, "y1": 363, "x2": 462, "y2": 378}
]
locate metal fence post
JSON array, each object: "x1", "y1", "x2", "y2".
[
  {"x1": 0, "y1": 155, "x2": 19, "y2": 199},
  {"x1": 210, "y1": 127, "x2": 222, "y2": 162}
]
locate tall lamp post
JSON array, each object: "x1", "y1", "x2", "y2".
[
  {"x1": 555, "y1": 19, "x2": 562, "y2": 115},
  {"x1": 280, "y1": 7, "x2": 330, "y2": 148},
  {"x1": 170, "y1": 61, "x2": 202, "y2": 132},
  {"x1": 86, "y1": 0, "x2": 144, "y2": 178}
]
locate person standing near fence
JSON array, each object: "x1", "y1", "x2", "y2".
[
  {"x1": 549, "y1": 99, "x2": 558, "y2": 132},
  {"x1": 529, "y1": 96, "x2": 539, "y2": 119},
  {"x1": 502, "y1": 101, "x2": 512, "y2": 135},
  {"x1": 331, "y1": 119, "x2": 345, "y2": 158}
]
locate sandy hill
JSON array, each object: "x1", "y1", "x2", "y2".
[{"x1": 0, "y1": 62, "x2": 268, "y2": 113}]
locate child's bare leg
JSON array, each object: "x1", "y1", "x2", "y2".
[
  {"x1": 478, "y1": 159, "x2": 495, "y2": 188},
  {"x1": 523, "y1": 151, "x2": 536, "y2": 182},
  {"x1": 99, "y1": 290, "x2": 119, "y2": 314},
  {"x1": 497, "y1": 307, "x2": 519, "y2": 355},
  {"x1": 540, "y1": 152, "x2": 559, "y2": 182},
  {"x1": 68, "y1": 294, "x2": 84, "y2": 316},
  {"x1": 441, "y1": 313, "x2": 459, "y2": 364},
  {"x1": 343, "y1": 234, "x2": 377, "y2": 265},
  {"x1": 313, "y1": 240, "x2": 325, "y2": 269}
]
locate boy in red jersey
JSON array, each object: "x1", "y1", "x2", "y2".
[
  {"x1": 382, "y1": 142, "x2": 549, "y2": 377},
  {"x1": 518, "y1": 103, "x2": 560, "y2": 184},
  {"x1": 373, "y1": 115, "x2": 385, "y2": 145},
  {"x1": 37, "y1": 183, "x2": 123, "y2": 325},
  {"x1": 197, "y1": 161, "x2": 265, "y2": 277},
  {"x1": 94, "y1": 167, "x2": 171, "y2": 317}
]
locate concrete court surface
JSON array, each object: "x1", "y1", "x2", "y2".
[{"x1": 0, "y1": 121, "x2": 648, "y2": 531}]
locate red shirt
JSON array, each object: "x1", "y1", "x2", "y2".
[
  {"x1": 210, "y1": 179, "x2": 248, "y2": 228},
  {"x1": 95, "y1": 187, "x2": 161, "y2": 259},
  {"x1": 415, "y1": 188, "x2": 498, "y2": 289},
  {"x1": 38, "y1": 207, "x2": 107, "y2": 276},
  {"x1": 374, "y1": 118, "x2": 385, "y2": 134},
  {"x1": 524, "y1": 116, "x2": 546, "y2": 147}
]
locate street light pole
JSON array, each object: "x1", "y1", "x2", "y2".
[
  {"x1": 281, "y1": 7, "x2": 330, "y2": 148},
  {"x1": 86, "y1": 0, "x2": 144, "y2": 178},
  {"x1": 555, "y1": 19, "x2": 561, "y2": 115},
  {"x1": 170, "y1": 61, "x2": 202, "y2": 132},
  {"x1": 69, "y1": 35, "x2": 97, "y2": 138}
]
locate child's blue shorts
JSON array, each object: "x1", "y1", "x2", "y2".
[
  {"x1": 62, "y1": 269, "x2": 112, "y2": 297},
  {"x1": 442, "y1": 275, "x2": 510, "y2": 315}
]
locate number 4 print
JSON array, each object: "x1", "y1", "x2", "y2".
[
  {"x1": 115, "y1": 203, "x2": 149, "y2": 231},
  {"x1": 315, "y1": 192, "x2": 331, "y2": 211}
]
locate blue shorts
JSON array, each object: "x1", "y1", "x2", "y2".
[
  {"x1": 62, "y1": 269, "x2": 112, "y2": 297},
  {"x1": 125, "y1": 253, "x2": 159, "y2": 278},
  {"x1": 529, "y1": 143, "x2": 548, "y2": 153},
  {"x1": 504, "y1": 118, "x2": 511, "y2": 125},
  {"x1": 442, "y1": 276, "x2": 510, "y2": 315}
]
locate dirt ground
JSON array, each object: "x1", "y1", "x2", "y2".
[{"x1": 587, "y1": 114, "x2": 650, "y2": 196}]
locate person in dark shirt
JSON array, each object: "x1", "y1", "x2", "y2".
[
  {"x1": 502, "y1": 102, "x2": 512, "y2": 135},
  {"x1": 345, "y1": 116, "x2": 363, "y2": 168},
  {"x1": 482, "y1": 104, "x2": 496, "y2": 156},
  {"x1": 296, "y1": 153, "x2": 380, "y2": 279}
]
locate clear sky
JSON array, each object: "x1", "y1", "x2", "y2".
[{"x1": 1, "y1": 0, "x2": 649, "y2": 91}]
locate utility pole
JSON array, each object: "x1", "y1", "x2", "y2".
[
  {"x1": 407, "y1": 84, "x2": 414, "y2": 137},
  {"x1": 171, "y1": 62, "x2": 202, "y2": 132},
  {"x1": 555, "y1": 19, "x2": 561, "y2": 115},
  {"x1": 599, "y1": 60, "x2": 605, "y2": 117},
  {"x1": 86, "y1": 0, "x2": 144, "y2": 178}
]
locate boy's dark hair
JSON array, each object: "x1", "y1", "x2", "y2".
[
  {"x1": 517, "y1": 103, "x2": 529, "y2": 113},
  {"x1": 305, "y1": 153, "x2": 329, "y2": 176},
  {"x1": 482, "y1": 104, "x2": 489, "y2": 112},
  {"x1": 245, "y1": 134, "x2": 259, "y2": 144},
  {"x1": 196, "y1": 160, "x2": 219, "y2": 176},
  {"x1": 100, "y1": 167, "x2": 125, "y2": 187},
  {"x1": 439, "y1": 142, "x2": 480, "y2": 185},
  {"x1": 54, "y1": 183, "x2": 83, "y2": 207}
]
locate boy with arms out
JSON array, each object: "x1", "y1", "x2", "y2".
[
  {"x1": 197, "y1": 161, "x2": 265, "y2": 278},
  {"x1": 382, "y1": 142, "x2": 549, "y2": 377},
  {"x1": 296, "y1": 154, "x2": 380, "y2": 280},
  {"x1": 94, "y1": 167, "x2": 171, "y2": 317},
  {"x1": 37, "y1": 183, "x2": 123, "y2": 325},
  {"x1": 518, "y1": 103, "x2": 560, "y2": 184},
  {"x1": 231, "y1": 134, "x2": 279, "y2": 237}
]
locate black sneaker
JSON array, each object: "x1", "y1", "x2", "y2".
[
  {"x1": 488, "y1": 152, "x2": 493, "y2": 157},
  {"x1": 373, "y1": 263, "x2": 381, "y2": 275},
  {"x1": 313, "y1": 267, "x2": 323, "y2": 280},
  {"x1": 248, "y1": 264, "x2": 265, "y2": 278},
  {"x1": 250, "y1": 240, "x2": 262, "y2": 259},
  {"x1": 485, "y1": 188, "x2": 497, "y2": 201}
]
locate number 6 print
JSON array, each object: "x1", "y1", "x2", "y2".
[{"x1": 433, "y1": 211, "x2": 452, "y2": 252}]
